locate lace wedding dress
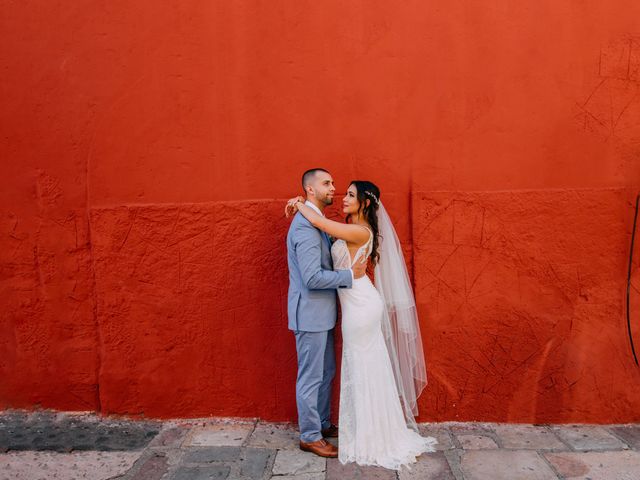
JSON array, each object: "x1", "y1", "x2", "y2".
[{"x1": 331, "y1": 227, "x2": 437, "y2": 470}]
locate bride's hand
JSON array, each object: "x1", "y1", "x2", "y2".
[{"x1": 285, "y1": 196, "x2": 305, "y2": 218}]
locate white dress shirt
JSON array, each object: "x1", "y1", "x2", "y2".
[{"x1": 304, "y1": 200, "x2": 324, "y2": 216}]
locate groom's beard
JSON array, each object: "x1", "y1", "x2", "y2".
[{"x1": 321, "y1": 195, "x2": 334, "y2": 206}]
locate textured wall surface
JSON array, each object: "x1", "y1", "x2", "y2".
[
  {"x1": 414, "y1": 189, "x2": 640, "y2": 423},
  {"x1": 0, "y1": 173, "x2": 97, "y2": 411},
  {"x1": 1, "y1": 1, "x2": 640, "y2": 422},
  {"x1": 90, "y1": 202, "x2": 293, "y2": 418}
]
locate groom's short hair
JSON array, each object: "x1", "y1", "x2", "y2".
[{"x1": 302, "y1": 168, "x2": 330, "y2": 191}]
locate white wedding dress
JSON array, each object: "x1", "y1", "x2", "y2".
[{"x1": 331, "y1": 227, "x2": 437, "y2": 470}]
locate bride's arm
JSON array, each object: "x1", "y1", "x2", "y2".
[{"x1": 291, "y1": 200, "x2": 369, "y2": 244}]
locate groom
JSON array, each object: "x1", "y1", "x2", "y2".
[{"x1": 286, "y1": 168, "x2": 367, "y2": 458}]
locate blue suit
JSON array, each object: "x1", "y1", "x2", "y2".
[{"x1": 286, "y1": 210, "x2": 352, "y2": 442}]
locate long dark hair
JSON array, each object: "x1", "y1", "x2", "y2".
[{"x1": 347, "y1": 180, "x2": 381, "y2": 267}]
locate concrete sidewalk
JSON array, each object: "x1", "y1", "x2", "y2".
[{"x1": 1, "y1": 411, "x2": 640, "y2": 479}]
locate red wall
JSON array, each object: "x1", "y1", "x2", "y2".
[{"x1": 2, "y1": 1, "x2": 640, "y2": 423}]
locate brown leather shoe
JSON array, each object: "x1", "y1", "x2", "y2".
[
  {"x1": 321, "y1": 424, "x2": 339, "y2": 438},
  {"x1": 299, "y1": 438, "x2": 338, "y2": 458}
]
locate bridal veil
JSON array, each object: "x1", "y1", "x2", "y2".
[{"x1": 373, "y1": 201, "x2": 428, "y2": 431}]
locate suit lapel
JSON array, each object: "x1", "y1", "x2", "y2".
[{"x1": 321, "y1": 231, "x2": 331, "y2": 249}]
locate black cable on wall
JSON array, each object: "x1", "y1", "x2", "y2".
[{"x1": 627, "y1": 193, "x2": 639, "y2": 366}]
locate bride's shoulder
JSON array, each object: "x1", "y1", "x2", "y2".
[{"x1": 358, "y1": 224, "x2": 374, "y2": 239}]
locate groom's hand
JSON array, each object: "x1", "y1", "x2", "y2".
[{"x1": 352, "y1": 259, "x2": 367, "y2": 279}]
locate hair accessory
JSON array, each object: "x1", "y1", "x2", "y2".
[{"x1": 365, "y1": 190, "x2": 379, "y2": 205}]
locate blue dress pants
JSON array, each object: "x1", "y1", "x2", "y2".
[{"x1": 294, "y1": 329, "x2": 336, "y2": 442}]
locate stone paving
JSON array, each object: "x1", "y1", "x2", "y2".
[{"x1": 1, "y1": 410, "x2": 640, "y2": 479}]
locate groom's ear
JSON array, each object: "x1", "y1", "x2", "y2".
[{"x1": 304, "y1": 185, "x2": 313, "y2": 197}]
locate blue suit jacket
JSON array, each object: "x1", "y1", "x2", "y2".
[{"x1": 286, "y1": 212, "x2": 352, "y2": 332}]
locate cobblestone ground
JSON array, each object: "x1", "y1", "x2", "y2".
[{"x1": 1, "y1": 411, "x2": 640, "y2": 479}]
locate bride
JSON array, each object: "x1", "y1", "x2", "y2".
[{"x1": 286, "y1": 180, "x2": 437, "y2": 470}]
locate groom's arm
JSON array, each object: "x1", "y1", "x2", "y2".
[{"x1": 295, "y1": 221, "x2": 353, "y2": 290}]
